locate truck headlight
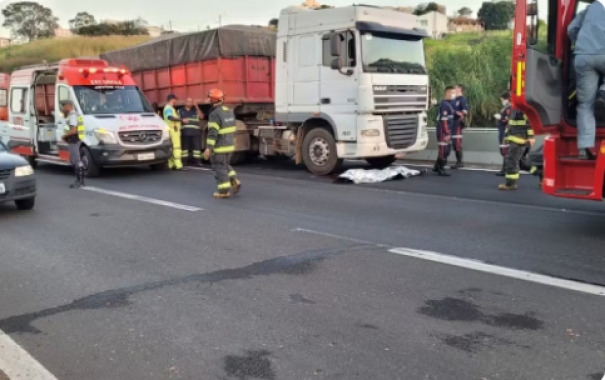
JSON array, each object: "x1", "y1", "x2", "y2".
[
  {"x1": 94, "y1": 129, "x2": 117, "y2": 144},
  {"x1": 15, "y1": 165, "x2": 34, "y2": 177},
  {"x1": 361, "y1": 129, "x2": 380, "y2": 137}
]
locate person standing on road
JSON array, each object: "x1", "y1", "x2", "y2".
[
  {"x1": 494, "y1": 91, "x2": 512, "y2": 176},
  {"x1": 178, "y1": 98, "x2": 204, "y2": 167},
  {"x1": 498, "y1": 109, "x2": 535, "y2": 190},
  {"x1": 451, "y1": 84, "x2": 468, "y2": 169},
  {"x1": 60, "y1": 100, "x2": 85, "y2": 189},
  {"x1": 204, "y1": 89, "x2": 241, "y2": 199},
  {"x1": 568, "y1": 0, "x2": 605, "y2": 160},
  {"x1": 433, "y1": 86, "x2": 455, "y2": 177},
  {"x1": 163, "y1": 94, "x2": 185, "y2": 171}
]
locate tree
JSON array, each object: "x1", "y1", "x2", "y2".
[
  {"x1": 2, "y1": 1, "x2": 59, "y2": 41},
  {"x1": 457, "y1": 7, "x2": 473, "y2": 17},
  {"x1": 69, "y1": 12, "x2": 96, "y2": 31},
  {"x1": 477, "y1": 1, "x2": 515, "y2": 30},
  {"x1": 268, "y1": 18, "x2": 278, "y2": 28},
  {"x1": 413, "y1": 2, "x2": 440, "y2": 16},
  {"x1": 75, "y1": 18, "x2": 149, "y2": 36}
]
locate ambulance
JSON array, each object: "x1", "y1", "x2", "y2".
[{"x1": 0, "y1": 58, "x2": 172, "y2": 177}]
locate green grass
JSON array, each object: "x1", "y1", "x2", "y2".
[{"x1": 0, "y1": 36, "x2": 150, "y2": 73}]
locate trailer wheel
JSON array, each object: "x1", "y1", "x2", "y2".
[
  {"x1": 302, "y1": 128, "x2": 342, "y2": 176},
  {"x1": 80, "y1": 146, "x2": 101, "y2": 178},
  {"x1": 366, "y1": 155, "x2": 396, "y2": 169}
]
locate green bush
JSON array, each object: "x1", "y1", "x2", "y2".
[{"x1": 426, "y1": 31, "x2": 514, "y2": 127}]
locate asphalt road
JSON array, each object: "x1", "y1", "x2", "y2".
[{"x1": 1, "y1": 158, "x2": 604, "y2": 380}]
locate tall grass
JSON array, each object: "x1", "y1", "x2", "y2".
[
  {"x1": 0, "y1": 36, "x2": 150, "y2": 73},
  {"x1": 426, "y1": 31, "x2": 514, "y2": 127}
]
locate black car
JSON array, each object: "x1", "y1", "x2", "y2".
[{"x1": 0, "y1": 141, "x2": 36, "y2": 210}]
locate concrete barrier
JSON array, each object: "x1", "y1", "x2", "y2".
[{"x1": 404, "y1": 128, "x2": 545, "y2": 166}]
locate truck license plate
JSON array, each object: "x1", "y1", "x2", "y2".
[
  {"x1": 137, "y1": 153, "x2": 155, "y2": 161},
  {"x1": 0, "y1": 183, "x2": 5, "y2": 194}
]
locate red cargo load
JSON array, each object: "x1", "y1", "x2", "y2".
[{"x1": 101, "y1": 25, "x2": 276, "y2": 107}]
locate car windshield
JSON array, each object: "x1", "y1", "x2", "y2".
[
  {"x1": 361, "y1": 32, "x2": 427, "y2": 74},
  {"x1": 73, "y1": 85, "x2": 153, "y2": 115}
]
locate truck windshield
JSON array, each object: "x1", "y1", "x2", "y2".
[
  {"x1": 361, "y1": 32, "x2": 427, "y2": 74},
  {"x1": 73, "y1": 85, "x2": 153, "y2": 115}
]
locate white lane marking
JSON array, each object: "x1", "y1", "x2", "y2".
[
  {"x1": 390, "y1": 247, "x2": 605, "y2": 297},
  {"x1": 0, "y1": 331, "x2": 59, "y2": 380},
  {"x1": 185, "y1": 166, "x2": 211, "y2": 171},
  {"x1": 296, "y1": 228, "x2": 605, "y2": 297},
  {"x1": 82, "y1": 186, "x2": 203, "y2": 212}
]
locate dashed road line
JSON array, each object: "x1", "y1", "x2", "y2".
[
  {"x1": 0, "y1": 330, "x2": 59, "y2": 380},
  {"x1": 82, "y1": 186, "x2": 203, "y2": 211},
  {"x1": 295, "y1": 228, "x2": 605, "y2": 297}
]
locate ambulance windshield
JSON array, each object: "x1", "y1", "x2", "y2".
[
  {"x1": 73, "y1": 85, "x2": 153, "y2": 115},
  {"x1": 361, "y1": 32, "x2": 427, "y2": 74}
]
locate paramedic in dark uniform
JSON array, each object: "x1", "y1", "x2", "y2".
[
  {"x1": 451, "y1": 84, "x2": 468, "y2": 168},
  {"x1": 204, "y1": 89, "x2": 241, "y2": 198},
  {"x1": 494, "y1": 91, "x2": 512, "y2": 176},
  {"x1": 178, "y1": 97, "x2": 204, "y2": 167},
  {"x1": 60, "y1": 100, "x2": 85, "y2": 189},
  {"x1": 433, "y1": 86, "x2": 455, "y2": 177}
]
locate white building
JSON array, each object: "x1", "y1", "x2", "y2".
[{"x1": 416, "y1": 11, "x2": 449, "y2": 39}]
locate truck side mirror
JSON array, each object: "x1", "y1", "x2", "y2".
[
  {"x1": 330, "y1": 33, "x2": 342, "y2": 57},
  {"x1": 330, "y1": 57, "x2": 342, "y2": 71}
]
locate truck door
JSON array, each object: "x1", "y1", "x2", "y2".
[
  {"x1": 291, "y1": 33, "x2": 320, "y2": 111},
  {"x1": 319, "y1": 30, "x2": 358, "y2": 142},
  {"x1": 512, "y1": 0, "x2": 562, "y2": 135},
  {"x1": 8, "y1": 86, "x2": 31, "y2": 143}
]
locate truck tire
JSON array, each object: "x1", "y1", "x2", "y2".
[
  {"x1": 366, "y1": 155, "x2": 396, "y2": 169},
  {"x1": 80, "y1": 146, "x2": 101, "y2": 178},
  {"x1": 15, "y1": 197, "x2": 35, "y2": 211},
  {"x1": 302, "y1": 128, "x2": 342, "y2": 176}
]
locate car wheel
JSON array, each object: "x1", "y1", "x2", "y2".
[{"x1": 15, "y1": 197, "x2": 35, "y2": 211}]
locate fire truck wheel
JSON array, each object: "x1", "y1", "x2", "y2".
[{"x1": 80, "y1": 146, "x2": 101, "y2": 178}]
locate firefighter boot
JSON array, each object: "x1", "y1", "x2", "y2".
[
  {"x1": 498, "y1": 179, "x2": 518, "y2": 191},
  {"x1": 213, "y1": 192, "x2": 231, "y2": 199},
  {"x1": 231, "y1": 178, "x2": 242, "y2": 195},
  {"x1": 454, "y1": 151, "x2": 464, "y2": 168}
]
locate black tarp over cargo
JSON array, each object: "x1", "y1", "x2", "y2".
[{"x1": 100, "y1": 25, "x2": 277, "y2": 73}]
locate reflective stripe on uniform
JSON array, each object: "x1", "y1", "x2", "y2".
[
  {"x1": 452, "y1": 135, "x2": 463, "y2": 138},
  {"x1": 208, "y1": 122, "x2": 220, "y2": 130},
  {"x1": 530, "y1": 166, "x2": 538, "y2": 174},
  {"x1": 506, "y1": 136, "x2": 527, "y2": 144},
  {"x1": 214, "y1": 145, "x2": 235, "y2": 154},
  {"x1": 437, "y1": 142, "x2": 449, "y2": 146},
  {"x1": 506, "y1": 173, "x2": 520, "y2": 180},
  {"x1": 218, "y1": 126, "x2": 237, "y2": 135},
  {"x1": 207, "y1": 138, "x2": 216, "y2": 146},
  {"x1": 228, "y1": 170, "x2": 236, "y2": 177},
  {"x1": 508, "y1": 119, "x2": 527, "y2": 126},
  {"x1": 499, "y1": 144, "x2": 510, "y2": 148},
  {"x1": 193, "y1": 151, "x2": 202, "y2": 158},
  {"x1": 218, "y1": 182, "x2": 232, "y2": 190}
]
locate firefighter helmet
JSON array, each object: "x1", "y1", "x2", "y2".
[{"x1": 208, "y1": 89, "x2": 225, "y2": 103}]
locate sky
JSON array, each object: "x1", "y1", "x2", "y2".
[{"x1": 0, "y1": 0, "x2": 548, "y2": 37}]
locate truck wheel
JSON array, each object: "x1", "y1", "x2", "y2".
[
  {"x1": 366, "y1": 155, "x2": 396, "y2": 169},
  {"x1": 302, "y1": 128, "x2": 342, "y2": 176},
  {"x1": 230, "y1": 152, "x2": 248, "y2": 166},
  {"x1": 80, "y1": 146, "x2": 101, "y2": 178},
  {"x1": 15, "y1": 197, "x2": 35, "y2": 211}
]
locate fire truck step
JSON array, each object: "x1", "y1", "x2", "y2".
[{"x1": 554, "y1": 188, "x2": 592, "y2": 196}]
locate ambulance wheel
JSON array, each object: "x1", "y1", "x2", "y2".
[
  {"x1": 302, "y1": 127, "x2": 342, "y2": 176},
  {"x1": 80, "y1": 146, "x2": 100, "y2": 178},
  {"x1": 366, "y1": 155, "x2": 396, "y2": 169}
]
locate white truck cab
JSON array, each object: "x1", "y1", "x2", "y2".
[
  {"x1": 0, "y1": 58, "x2": 171, "y2": 177},
  {"x1": 271, "y1": 5, "x2": 430, "y2": 174}
]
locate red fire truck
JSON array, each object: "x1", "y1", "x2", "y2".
[{"x1": 512, "y1": 0, "x2": 605, "y2": 200}]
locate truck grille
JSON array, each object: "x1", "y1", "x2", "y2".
[
  {"x1": 118, "y1": 130, "x2": 162, "y2": 145},
  {"x1": 383, "y1": 114, "x2": 418, "y2": 149},
  {"x1": 0, "y1": 169, "x2": 11, "y2": 180},
  {"x1": 373, "y1": 85, "x2": 428, "y2": 113}
]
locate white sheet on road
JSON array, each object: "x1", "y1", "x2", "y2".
[{"x1": 338, "y1": 166, "x2": 425, "y2": 184}]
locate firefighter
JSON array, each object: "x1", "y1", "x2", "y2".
[
  {"x1": 163, "y1": 94, "x2": 184, "y2": 171},
  {"x1": 498, "y1": 109, "x2": 535, "y2": 190},
  {"x1": 433, "y1": 86, "x2": 455, "y2": 177},
  {"x1": 203, "y1": 89, "x2": 241, "y2": 198},
  {"x1": 178, "y1": 97, "x2": 204, "y2": 167},
  {"x1": 60, "y1": 100, "x2": 85, "y2": 189},
  {"x1": 451, "y1": 84, "x2": 468, "y2": 169},
  {"x1": 494, "y1": 91, "x2": 512, "y2": 176}
]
